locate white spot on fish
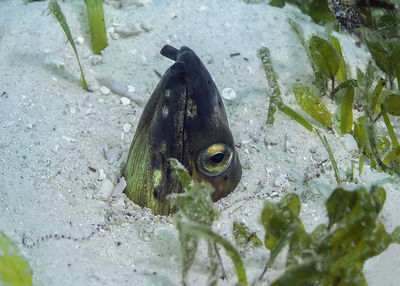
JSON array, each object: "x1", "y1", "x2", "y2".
[
  {"x1": 162, "y1": 106, "x2": 169, "y2": 117},
  {"x1": 161, "y1": 141, "x2": 167, "y2": 153},
  {"x1": 187, "y1": 98, "x2": 197, "y2": 118}
]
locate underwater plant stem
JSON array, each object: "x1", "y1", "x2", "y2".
[
  {"x1": 316, "y1": 129, "x2": 341, "y2": 184},
  {"x1": 340, "y1": 86, "x2": 354, "y2": 134},
  {"x1": 259, "y1": 265, "x2": 269, "y2": 281},
  {"x1": 373, "y1": 112, "x2": 382, "y2": 123},
  {"x1": 277, "y1": 102, "x2": 314, "y2": 132},
  {"x1": 288, "y1": 18, "x2": 327, "y2": 95},
  {"x1": 257, "y1": 47, "x2": 280, "y2": 125},
  {"x1": 381, "y1": 106, "x2": 399, "y2": 148},
  {"x1": 258, "y1": 47, "x2": 312, "y2": 131},
  {"x1": 85, "y1": 0, "x2": 108, "y2": 55},
  {"x1": 359, "y1": 155, "x2": 364, "y2": 175},
  {"x1": 370, "y1": 78, "x2": 386, "y2": 112},
  {"x1": 213, "y1": 242, "x2": 226, "y2": 279},
  {"x1": 383, "y1": 146, "x2": 400, "y2": 166},
  {"x1": 48, "y1": 0, "x2": 88, "y2": 90},
  {"x1": 181, "y1": 224, "x2": 247, "y2": 286},
  {"x1": 259, "y1": 229, "x2": 290, "y2": 281}
]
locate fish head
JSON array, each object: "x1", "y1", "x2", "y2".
[
  {"x1": 124, "y1": 45, "x2": 242, "y2": 214},
  {"x1": 168, "y1": 46, "x2": 242, "y2": 200}
]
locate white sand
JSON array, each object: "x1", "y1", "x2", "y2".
[{"x1": 1, "y1": 0, "x2": 400, "y2": 285}]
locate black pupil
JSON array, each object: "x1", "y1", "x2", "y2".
[{"x1": 210, "y1": 152, "x2": 224, "y2": 164}]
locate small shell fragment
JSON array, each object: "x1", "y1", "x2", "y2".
[
  {"x1": 45, "y1": 56, "x2": 65, "y2": 70},
  {"x1": 76, "y1": 36, "x2": 85, "y2": 45},
  {"x1": 222, "y1": 87, "x2": 237, "y2": 101},
  {"x1": 123, "y1": 123, "x2": 131, "y2": 133},
  {"x1": 120, "y1": 97, "x2": 131, "y2": 105},
  {"x1": 100, "y1": 86, "x2": 110, "y2": 95},
  {"x1": 95, "y1": 179, "x2": 114, "y2": 201},
  {"x1": 99, "y1": 169, "x2": 106, "y2": 180},
  {"x1": 112, "y1": 177, "x2": 126, "y2": 197},
  {"x1": 140, "y1": 19, "x2": 152, "y2": 31}
]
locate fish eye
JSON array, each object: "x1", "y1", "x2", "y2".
[{"x1": 197, "y1": 143, "x2": 233, "y2": 176}]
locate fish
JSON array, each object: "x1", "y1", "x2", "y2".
[{"x1": 123, "y1": 45, "x2": 242, "y2": 215}]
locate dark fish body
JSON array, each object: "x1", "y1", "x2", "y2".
[{"x1": 124, "y1": 45, "x2": 241, "y2": 215}]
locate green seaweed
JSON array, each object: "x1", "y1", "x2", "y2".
[
  {"x1": 382, "y1": 92, "x2": 400, "y2": 116},
  {"x1": 370, "y1": 78, "x2": 387, "y2": 113},
  {"x1": 353, "y1": 116, "x2": 368, "y2": 151},
  {"x1": 359, "y1": 154, "x2": 365, "y2": 175},
  {"x1": 169, "y1": 159, "x2": 215, "y2": 226},
  {"x1": 268, "y1": 0, "x2": 284, "y2": 7},
  {"x1": 358, "y1": 61, "x2": 378, "y2": 96},
  {"x1": 262, "y1": 20, "x2": 400, "y2": 178},
  {"x1": 233, "y1": 222, "x2": 263, "y2": 249},
  {"x1": 330, "y1": 35, "x2": 347, "y2": 83},
  {"x1": 362, "y1": 79, "x2": 400, "y2": 174},
  {"x1": 170, "y1": 160, "x2": 400, "y2": 285},
  {"x1": 273, "y1": 98, "x2": 314, "y2": 132},
  {"x1": 0, "y1": 232, "x2": 32, "y2": 286},
  {"x1": 257, "y1": 47, "x2": 281, "y2": 125},
  {"x1": 363, "y1": 30, "x2": 399, "y2": 89},
  {"x1": 293, "y1": 83, "x2": 332, "y2": 128},
  {"x1": 48, "y1": 0, "x2": 88, "y2": 89},
  {"x1": 84, "y1": 0, "x2": 108, "y2": 55},
  {"x1": 332, "y1": 79, "x2": 358, "y2": 97},
  {"x1": 181, "y1": 224, "x2": 247, "y2": 286},
  {"x1": 309, "y1": 35, "x2": 340, "y2": 88},
  {"x1": 170, "y1": 159, "x2": 247, "y2": 285},
  {"x1": 345, "y1": 161, "x2": 355, "y2": 182},
  {"x1": 263, "y1": 186, "x2": 398, "y2": 285},
  {"x1": 393, "y1": 44, "x2": 400, "y2": 90},
  {"x1": 316, "y1": 129, "x2": 341, "y2": 184},
  {"x1": 273, "y1": 0, "x2": 400, "y2": 90},
  {"x1": 168, "y1": 159, "x2": 216, "y2": 284},
  {"x1": 340, "y1": 86, "x2": 354, "y2": 134},
  {"x1": 288, "y1": 19, "x2": 327, "y2": 94},
  {"x1": 258, "y1": 47, "x2": 313, "y2": 131},
  {"x1": 169, "y1": 159, "x2": 247, "y2": 285},
  {"x1": 381, "y1": 105, "x2": 399, "y2": 148},
  {"x1": 383, "y1": 146, "x2": 400, "y2": 166}
]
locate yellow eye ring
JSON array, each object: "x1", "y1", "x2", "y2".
[{"x1": 197, "y1": 143, "x2": 233, "y2": 176}]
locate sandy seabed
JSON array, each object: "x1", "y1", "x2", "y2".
[{"x1": 1, "y1": 0, "x2": 400, "y2": 285}]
